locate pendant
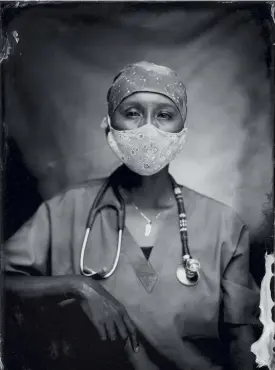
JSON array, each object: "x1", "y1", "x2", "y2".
[
  {"x1": 145, "y1": 222, "x2": 152, "y2": 237},
  {"x1": 176, "y1": 265, "x2": 199, "y2": 286}
]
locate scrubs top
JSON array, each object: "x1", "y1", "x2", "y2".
[{"x1": 4, "y1": 181, "x2": 260, "y2": 370}]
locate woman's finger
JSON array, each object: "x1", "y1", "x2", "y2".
[
  {"x1": 80, "y1": 301, "x2": 107, "y2": 341},
  {"x1": 94, "y1": 321, "x2": 108, "y2": 341},
  {"x1": 114, "y1": 315, "x2": 128, "y2": 341},
  {"x1": 123, "y1": 314, "x2": 139, "y2": 352},
  {"x1": 105, "y1": 320, "x2": 117, "y2": 341}
]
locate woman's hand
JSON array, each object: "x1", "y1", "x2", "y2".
[
  {"x1": 78, "y1": 279, "x2": 139, "y2": 353},
  {"x1": 5, "y1": 275, "x2": 139, "y2": 352}
]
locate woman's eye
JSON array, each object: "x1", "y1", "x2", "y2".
[
  {"x1": 157, "y1": 112, "x2": 172, "y2": 120},
  {"x1": 125, "y1": 111, "x2": 140, "y2": 118}
]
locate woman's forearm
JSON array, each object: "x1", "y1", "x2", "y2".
[
  {"x1": 4, "y1": 275, "x2": 89, "y2": 304},
  {"x1": 5, "y1": 274, "x2": 139, "y2": 350}
]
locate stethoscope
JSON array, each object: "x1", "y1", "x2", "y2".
[{"x1": 80, "y1": 174, "x2": 201, "y2": 286}]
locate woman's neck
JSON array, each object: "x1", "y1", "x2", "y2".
[{"x1": 117, "y1": 165, "x2": 175, "y2": 209}]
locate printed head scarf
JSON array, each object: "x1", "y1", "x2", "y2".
[{"x1": 107, "y1": 61, "x2": 187, "y2": 119}]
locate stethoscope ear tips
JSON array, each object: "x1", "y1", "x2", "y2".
[
  {"x1": 83, "y1": 267, "x2": 94, "y2": 275},
  {"x1": 95, "y1": 267, "x2": 108, "y2": 279}
]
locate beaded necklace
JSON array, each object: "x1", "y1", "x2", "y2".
[{"x1": 170, "y1": 176, "x2": 200, "y2": 286}]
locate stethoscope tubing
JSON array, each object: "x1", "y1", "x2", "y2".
[
  {"x1": 80, "y1": 174, "x2": 200, "y2": 284},
  {"x1": 80, "y1": 202, "x2": 123, "y2": 278}
]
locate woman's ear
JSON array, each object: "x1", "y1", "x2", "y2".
[
  {"x1": 100, "y1": 115, "x2": 111, "y2": 136},
  {"x1": 180, "y1": 128, "x2": 188, "y2": 145},
  {"x1": 100, "y1": 116, "x2": 109, "y2": 129}
]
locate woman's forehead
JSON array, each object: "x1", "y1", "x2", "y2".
[
  {"x1": 107, "y1": 61, "x2": 187, "y2": 118},
  {"x1": 119, "y1": 92, "x2": 178, "y2": 107}
]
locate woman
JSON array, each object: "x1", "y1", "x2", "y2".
[{"x1": 4, "y1": 61, "x2": 259, "y2": 370}]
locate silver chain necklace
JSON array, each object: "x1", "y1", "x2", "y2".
[{"x1": 132, "y1": 199, "x2": 172, "y2": 237}]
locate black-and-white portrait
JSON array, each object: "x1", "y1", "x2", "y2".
[{"x1": 1, "y1": 2, "x2": 274, "y2": 370}]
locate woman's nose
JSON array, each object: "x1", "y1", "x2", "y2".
[{"x1": 141, "y1": 113, "x2": 157, "y2": 127}]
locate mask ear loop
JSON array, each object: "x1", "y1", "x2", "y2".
[
  {"x1": 107, "y1": 115, "x2": 111, "y2": 127},
  {"x1": 104, "y1": 114, "x2": 124, "y2": 161}
]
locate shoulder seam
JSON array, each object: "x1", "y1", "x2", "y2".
[
  {"x1": 44, "y1": 178, "x2": 106, "y2": 203},
  {"x1": 180, "y1": 184, "x2": 245, "y2": 224}
]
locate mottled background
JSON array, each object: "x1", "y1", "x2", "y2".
[
  {"x1": 1, "y1": 3, "x2": 273, "y2": 370},
  {"x1": 3, "y1": 2, "x2": 273, "y2": 274}
]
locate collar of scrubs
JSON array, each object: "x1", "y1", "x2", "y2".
[
  {"x1": 85, "y1": 180, "x2": 196, "y2": 294},
  {"x1": 122, "y1": 205, "x2": 179, "y2": 293},
  {"x1": 118, "y1": 182, "x2": 195, "y2": 293}
]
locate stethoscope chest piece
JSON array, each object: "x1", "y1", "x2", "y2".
[
  {"x1": 176, "y1": 265, "x2": 199, "y2": 286},
  {"x1": 176, "y1": 257, "x2": 200, "y2": 286}
]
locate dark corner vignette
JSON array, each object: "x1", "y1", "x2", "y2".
[
  {"x1": 0, "y1": 4, "x2": 4, "y2": 370},
  {"x1": 0, "y1": 2, "x2": 274, "y2": 370},
  {"x1": 0, "y1": 3, "x2": 42, "y2": 370},
  {"x1": 0, "y1": 4, "x2": 7, "y2": 370},
  {"x1": 251, "y1": 2, "x2": 275, "y2": 370},
  {"x1": 0, "y1": 3, "x2": 9, "y2": 370}
]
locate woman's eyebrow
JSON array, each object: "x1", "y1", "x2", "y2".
[
  {"x1": 119, "y1": 101, "x2": 177, "y2": 111},
  {"x1": 154, "y1": 103, "x2": 178, "y2": 111},
  {"x1": 120, "y1": 101, "x2": 143, "y2": 110},
  {"x1": 157, "y1": 103, "x2": 176, "y2": 108}
]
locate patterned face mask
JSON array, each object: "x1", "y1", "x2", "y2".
[{"x1": 107, "y1": 121, "x2": 187, "y2": 176}]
